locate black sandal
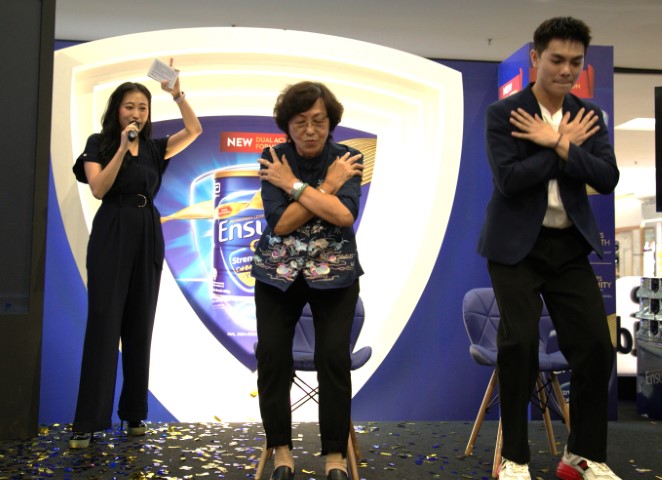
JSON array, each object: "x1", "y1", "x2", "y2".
[
  {"x1": 123, "y1": 420, "x2": 147, "y2": 436},
  {"x1": 69, "y1": 432, "x2": 91, "y2": 449}
]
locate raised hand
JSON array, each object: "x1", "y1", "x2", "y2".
[{"x1": 160, "y1": 58, "x2": 181, "y2": 97}]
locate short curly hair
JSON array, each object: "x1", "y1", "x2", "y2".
[{"x1": 273, "y1": 81, "x2": 344, "y2": 141}]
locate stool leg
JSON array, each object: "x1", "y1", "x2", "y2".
[
  {"x1": 536, "y1": 377, "x2": 557, "y2": 456},
  {"x1": 349, "y1": 420, "x2": 361, "y2": 461},
  {"x1": 255, "y1": 440, "x2": 273, "y2": 480},
  {"x1": 492, "y1": 419, "x2": 502, "y2": 478},
  {"x1": 347, "y1": 431, "x2": 360, "y2": 480},
  {"x1": 551, "y1": 372, "x2": 570, "y2": 431},
  {"x1": 466, "y1": 369, "x2": 498, "y2": 456}
]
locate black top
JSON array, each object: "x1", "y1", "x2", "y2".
[
  {"x1": 477, "y1": 84, "x2": 619, "y2": 265},
  {"x1": 73, "y1": 133, "x2": 169, "y2": 198}
]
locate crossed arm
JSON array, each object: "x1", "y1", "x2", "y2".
[{"x1": 258, "y1": 147, "x2": 363, "y2": 235}]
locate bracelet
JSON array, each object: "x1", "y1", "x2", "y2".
[
  {"x1": 173, "y1": 91, "x2": 185, "y2": 103},
  {"x1": 553, "y1": 132, "x2": 563, "y2": 149}
]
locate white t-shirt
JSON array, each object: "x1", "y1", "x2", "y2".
[{"x1": 539, "y1": 104, "x2": 572, "y2": 229}]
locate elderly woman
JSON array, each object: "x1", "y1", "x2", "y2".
[{"x1": 251, "y1": 81, "x2": 364, "y2": 480}]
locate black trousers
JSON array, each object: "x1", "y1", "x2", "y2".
[
  {"x1": 73, "y1": 202, "x2": 162, "y2": 433},
  {"x1": 254, "y1": 276, "x2": 359, "y2": 457},
  {"x1": 488, "y1": 226, "x2": 614, "y2": 464}
]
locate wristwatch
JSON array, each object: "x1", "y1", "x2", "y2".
[{"x1": 291, "y1": 180, "x2": 308, "y2": 201}]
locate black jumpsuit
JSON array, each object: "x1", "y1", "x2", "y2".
[{"x1": 72, "y1": 134, "x2": 169, "y2": 433}]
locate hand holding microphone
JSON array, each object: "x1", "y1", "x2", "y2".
[{"x1": 128, "y1": 121, "x2": 141, "y2": 142}]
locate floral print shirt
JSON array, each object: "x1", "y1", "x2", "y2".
[{"x1": 251, "y1": 141, "x2": 364, "y2": 291}]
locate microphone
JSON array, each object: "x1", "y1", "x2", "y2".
[{"x1": 128, "y1": 121, "x2": 141, "y2": 142}]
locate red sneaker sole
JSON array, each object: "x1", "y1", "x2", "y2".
[{"x1": 556, "y1": 461, "x2": 583, "y2": 480}]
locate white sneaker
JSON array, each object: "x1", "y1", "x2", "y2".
[
  {"x1": 556, "y1": 446, "x2": 621, "y2": 480},
  {"x1": 498, "y1": 458, "x2": 531, "y2": 479}
]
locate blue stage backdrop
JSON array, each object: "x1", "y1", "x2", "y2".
[
  {"x1": 40, "y1": 52, "x2": 497, "y2": 424},
  {"x1": 352, "y1": 60, "x2": 498, "y2": 420},
  {"x1": 40, "y1": 37, "x2": 616, "y2": 424}
]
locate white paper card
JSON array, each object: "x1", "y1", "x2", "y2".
[{"x1": 147, "y1": 58, "x2": 178, "y2": 89}]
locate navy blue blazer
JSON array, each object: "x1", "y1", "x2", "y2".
[{"x1": 477, "y1": 84, "x2": 619, "y2": 265}]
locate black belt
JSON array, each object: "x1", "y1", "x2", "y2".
[{"x1": 103, "y1": 194, "x2": 152, "y2": 208}]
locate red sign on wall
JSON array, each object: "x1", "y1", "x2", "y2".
[
  {"x1": 499, "y1": 68, "x2": 523, "y2": 99},
  {"x1": 220, "y1": 132, "x2": 286, "y2": 153}
]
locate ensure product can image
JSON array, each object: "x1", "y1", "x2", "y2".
[
  {"x1": 154, "y1": 117, "x2": 375, "y2": 370},
  {"x1": 212, "y1": 164, "x2": 265, "y2": 322}
]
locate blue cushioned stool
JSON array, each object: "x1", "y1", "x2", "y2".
[{"x1": 462, "y1": 288, "x2": 570, "y2": 477}]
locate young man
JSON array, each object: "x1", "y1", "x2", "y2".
[{"x1": 477, "y1": 17, "x2": 621, "y2": 480}]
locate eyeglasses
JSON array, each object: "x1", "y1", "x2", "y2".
[{"x1": 290, "y1": 116, "x2": 329, "y2": 132}]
